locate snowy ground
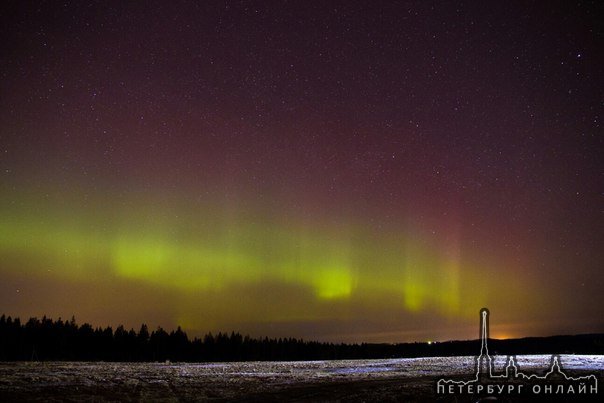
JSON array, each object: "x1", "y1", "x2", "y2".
[{"x1": 0, "y1": 355, "x2": 602, "y2": 401}]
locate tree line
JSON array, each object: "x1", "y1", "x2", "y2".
[
  {"x1": 0, "y1": 313, "x2": 452, "y2": 361},
  {"x1": 1, "y1": 314, "x2": 602, "y2": 362}
]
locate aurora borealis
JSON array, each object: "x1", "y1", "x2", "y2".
[{"x1": 1, "y1": 1, "x2": 602, "y2": 342}]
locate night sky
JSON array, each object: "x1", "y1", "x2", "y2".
[{"x1": 1, "y1": 1, "x2": 602, "y2": 342}]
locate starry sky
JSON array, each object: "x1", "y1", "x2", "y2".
[{"x1": 1, "y1": 1, "x2": 602, "y2": 342}]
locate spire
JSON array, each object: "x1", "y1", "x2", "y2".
[
  {"x1": 477, "y1": 308, "x2": 491, "y2": 379},
  {"x1": 480, "y1": 308, "x2": 489, "y2": 355},
  {"x1": 552, "y1": 356, "x2": 561, "y2": 373}
]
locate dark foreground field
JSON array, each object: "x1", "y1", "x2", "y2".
[{"x1": 0, "y1": 355, "x2": 602, "y2": 402}]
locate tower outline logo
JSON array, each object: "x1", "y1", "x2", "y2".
[{"x1": 436, "y1": 308, "x2": 599, "y2": 397}]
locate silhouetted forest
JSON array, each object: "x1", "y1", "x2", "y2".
[{"x1": 1, "y1": 314, "x2": 603, "y2": 362}]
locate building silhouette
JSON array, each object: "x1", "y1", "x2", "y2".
[{"x1": 437, "y1": 308, "x2": 599, "y2": 396}]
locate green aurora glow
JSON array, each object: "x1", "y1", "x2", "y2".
[
  {"x1": 0, "y1": 185, "x2": 543, "y2": 341},
  {"x1": 2, "y1": 1, "x2": 601, "y2": 342}
]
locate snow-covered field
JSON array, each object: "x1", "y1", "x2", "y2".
[{"x1": 0, "y1": 355, "x2": 602, "y2": 401}]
